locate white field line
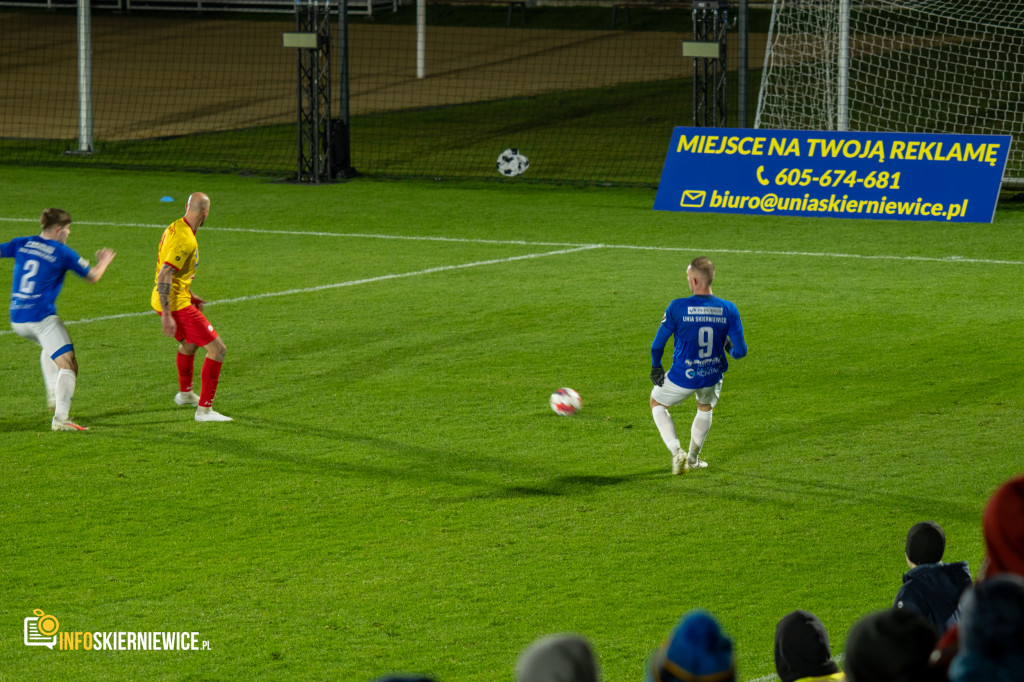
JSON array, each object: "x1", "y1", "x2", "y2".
[
  {"x1": 747, "y1": 673, "x2": 776, "y2": 682},
  {"x1": 214, "y1": 244, "x2": 602, "y2": 304},
  {"x1": 0, "y1": 245, "x2": 602, "y2": 335},
  {"x1": 2, "y1": 217, "x2": 1024, "y2": 266},
  {"x1": 3, "y1": 216, "x2": 1024, "y2": 336}
]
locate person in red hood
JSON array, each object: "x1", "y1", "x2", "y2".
[
  {"x1": 932, "y1": 474, "x2": 1024, "y2": 672},
  {"x1": 980, "y1": 475, "x2": 1024, "y2": 579}
]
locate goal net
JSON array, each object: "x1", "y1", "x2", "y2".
[
  {"x1": 0, "y1": 2, "x2": 714, "y2": 185},
  {"x1": 755, "y1": 0, "x2": 1024, "y2": 185}
]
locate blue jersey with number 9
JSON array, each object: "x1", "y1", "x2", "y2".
[
  {"x1": 652, "y1": 294, "x2": 747, "y2": 389},
  {"x1": 1, "y1": 236, "x2": 91, "y2": 323}
]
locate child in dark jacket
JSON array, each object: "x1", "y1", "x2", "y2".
[{"x1": 894, "y1": 521, "x2": 972, "y2": 633}]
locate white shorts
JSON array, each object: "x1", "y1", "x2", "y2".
[
  {"x1": 651, "y1": 376, "x2": 722, "y2": 408},
  {"x1": 11, "y1": 315, "x2": 74, "y2": 360}
]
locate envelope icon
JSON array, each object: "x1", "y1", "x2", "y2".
[{"x1": 680, "y1": 190, "x2": 706, "y2": 207}]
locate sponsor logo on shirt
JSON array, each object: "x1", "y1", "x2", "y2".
[
  {"x1": 688, "y1": 306, "x2": 724, "y2": 315},
  {"x1": 21, "y1": 243, "x2": 58, "y2": 263}
]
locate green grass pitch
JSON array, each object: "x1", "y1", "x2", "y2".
[{"x1": 1, "y1": 166, "x2": 1022, "y2": 680}]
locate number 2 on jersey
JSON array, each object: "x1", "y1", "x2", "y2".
[{"x1": 19, "y1": 259, "x2": 39, "y2": 294}]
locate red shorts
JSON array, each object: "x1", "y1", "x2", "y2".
[{"x1": 160, "y1": 305, "x2": 218, "y2": 347}]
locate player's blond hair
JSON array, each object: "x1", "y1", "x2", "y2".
[
  {"x1": 40, "y1": 208, "x2": 71, "y2": 232},
  {"x1": 689, "y1": 256, "x2": 715, "y2": 285}
]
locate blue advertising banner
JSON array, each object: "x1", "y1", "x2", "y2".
[{"x1": 654, "y1": 128, "x2": 1010, "y2": 223}]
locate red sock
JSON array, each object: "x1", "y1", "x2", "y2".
[
  {"x1": 176, "y1": 351, "x2": 195, "y2": 392},
  {"x1": 198, "y1": 358, "x2": 223, "y2": 408}
]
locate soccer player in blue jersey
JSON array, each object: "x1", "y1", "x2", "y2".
[
  {"x1": 1, "y1": 208, "x2": 116, "y2": 431},
  {"x1": 650, "y1": 257, "x2": 746, "y2": 474}
]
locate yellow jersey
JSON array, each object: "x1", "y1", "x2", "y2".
[{"x1": 151, "y1": 217, "x2": 199, "y2": 312}]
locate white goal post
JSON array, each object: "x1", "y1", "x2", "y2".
[{"x1": 755, "y1": 0, "x2": 1024, "y2": 188}]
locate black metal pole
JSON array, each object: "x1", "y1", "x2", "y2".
[
  {"x1": 333, "y1": 0, "x2": 356, "y2": 178},
  {"x1": 738, "y1": 0, "x2": 748, "y2": 127}
]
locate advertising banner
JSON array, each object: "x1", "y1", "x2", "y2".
[{"x1": 654, "y1": 128, "x2": 1010, "y2": 223}]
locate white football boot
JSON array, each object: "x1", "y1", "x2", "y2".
[
  {"x1": 685, "y1": 455, "x2": 709, "y2": 471},
  {"x1": 52, "y1": 419, "x2": 88, "y2": 431},
  {"x1": 672, "y1": 450, "x2": 687, "y2": 475},
  {"x1": 174, "y1": 391, "x2": 200, "y2": 406},
  {"x1": 195, "y1": 406, "x2": 232, "y2": 422}
]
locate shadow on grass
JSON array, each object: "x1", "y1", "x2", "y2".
[
  {"x1": 138, "y1": 413, "x2": 991, "y2": 521},
  {"x1": 79, "y1": 404, "x2": 192, "y2": 428},
  {"x1": 692, "y1": 466, "x2": 989, "y2": 526},
  {"x1": 171, "y1": 413, "x2": 668, "y2": 497},
  {"x1": 494, "y1": 473, "x2": 657, "y2": 498}
]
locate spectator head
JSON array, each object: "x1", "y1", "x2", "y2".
[
  {"x1": 516, "y1": 633, "x2": 600, "y2": 682},
  {"x1": 982, "y1": 474, "x2": 1024, "y2": 579},
  {"x1": 646, "y1": 609, "x2": 735, "y2": 682},
  {"x1": 948, "y1": 574, "x2": 1024, "y2": 682},
  {"x1": 774, "y1": 610, "x2": 841, "y2": 682},
  {"x1": 844, "y1": 609, "x2": 940, "y2": 682},
  {"x1": 906, "y1": 521, "x2": 946, "y2": 567}
]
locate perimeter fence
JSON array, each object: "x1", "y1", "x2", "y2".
[{"x1": 0, "y1": 2, "x2": 765, "y2": 184}]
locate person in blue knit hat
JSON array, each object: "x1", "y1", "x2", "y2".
[{"x1": 646, "y1": 609, "x2": 736, "y2": 682}]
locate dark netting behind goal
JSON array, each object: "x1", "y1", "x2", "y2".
[{"x1": 0, "y1": 2, "x2": 761, "y2": 185}]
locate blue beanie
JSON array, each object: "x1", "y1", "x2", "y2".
[{"x1": 648, "y1": 610, "x2": 735, "y2": 682}]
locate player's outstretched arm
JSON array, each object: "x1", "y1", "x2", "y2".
[{"x1": 86, "y1": 248, "x2": 117, "y2": 284}]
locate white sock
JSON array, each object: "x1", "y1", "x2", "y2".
[
  {"x1": 54, "y1": 369, "x2": 77, "y2": 422},
  {"x1": 41, "y1": 351, "x2": 58, "y2": 407},
  {"x1": 688, "y1": 409, "x2": 713, "y2": 459},
  {"x1": 652, "y1": 405, "x2": 682, "y2": 454}
]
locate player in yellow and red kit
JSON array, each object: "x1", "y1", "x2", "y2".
[{"x1": 151, "y1": 192, "x2": 232, "y2": 422}]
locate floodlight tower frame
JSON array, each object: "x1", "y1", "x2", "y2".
[
  {"x1": 692, "y1": 0, "x2": 728, "y2": 127},
  {"x1": 295, "y1": 0, "x2": 333, "y2": 183}
]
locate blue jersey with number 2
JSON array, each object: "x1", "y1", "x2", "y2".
[
  {"x1": 1, "y1": 236, "x2": 91, "y2": 323},
  {"x1": 651, "y1": 294, "x2": 747, "y2": 389}
]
